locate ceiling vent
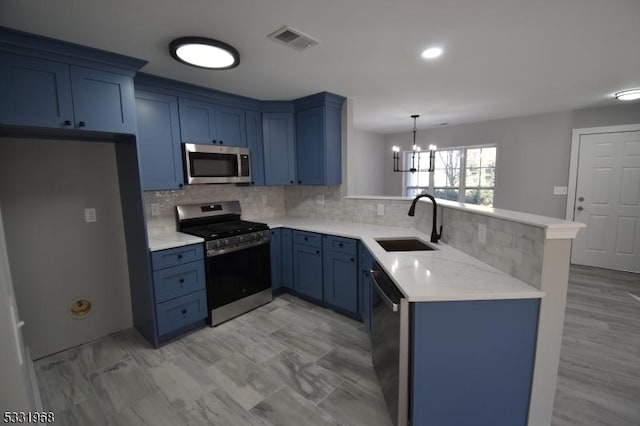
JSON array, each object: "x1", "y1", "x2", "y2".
[{"x1": 268, "y1": 26, "x2": 319, "y2": 51}]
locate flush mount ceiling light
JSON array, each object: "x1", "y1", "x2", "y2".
[
  {"x1": 169, "y1": 37, "x2": 240, "y2": 69},
  {"x1": 421, "y1": 46, "x2": 443, "y2": 59},
  {"x1": 614, "y1": 88, "x2": 640, "y2": 101}
]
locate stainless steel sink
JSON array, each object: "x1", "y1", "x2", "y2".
[{"x1": 375, "y1": 238, "x2": 436, "y2": 252}]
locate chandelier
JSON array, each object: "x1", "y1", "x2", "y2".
[{"x1": 392, "y1": 115, "x2": 436, "y2": 173}]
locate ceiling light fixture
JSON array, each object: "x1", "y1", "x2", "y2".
[
  {"x1": 169, "y1": 37, "x2": 240, "y2": 70},
  {"x1": 421, "y1": 46, "x2": 443, "y2": 59},
  {"x1": 614, "y1": 88, "x2": 640, "y2": 101},
  {"x1": 392, "y1": 115, "x2": 437, "y2": 173}
]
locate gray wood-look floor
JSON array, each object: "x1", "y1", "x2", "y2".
[
  {"x1": 34, "y1": 293, "x2": 392, "y2": 426},
  {"x1": 552, "y1": 265, "x2": 640, "y2": 426},
  {"x1": 35, "y1": 265, "x2": 640, "y2": 426}
]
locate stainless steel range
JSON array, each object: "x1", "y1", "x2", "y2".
[{"x1": 176, "y1": 201, "x2": 272, "y2": 326}]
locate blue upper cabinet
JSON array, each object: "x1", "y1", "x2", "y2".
[
  {"x1": 262, "y1": 112, "x2": 296, "y2": 185},
  {"x1": 179, "y1": 97, "x2": 247, "y2": 147},
  {"x1": 0, "y1": 29, "x2": 146, "y2": 134},
  {"x1": 0, "y1": 53, "x2": 74, "y2": 129},
  {"x1": 0, "y1": 54, "x2": 137, "y2": 133},
  {"x1": 178, "y1": 98, "x2": 216, "y2": 144},
  {"x1": 135, "y1": 90, "x2": 184, "y2": 190},
  {"x1": 294, "y1": 92, "x2": 345, "y2": 185},
  {"x1": 70, "y1": 66, "x2": 136, "y2": 133},
  {"x1": 245, "y1": 110, "x2": 265, "y2": 186}
]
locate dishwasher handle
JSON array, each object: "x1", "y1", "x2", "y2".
[{"x1": 370, "y1": 270, "x2": 400, "y2": 312}]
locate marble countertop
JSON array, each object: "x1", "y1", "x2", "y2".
[
  {"x1": 148, "y1": 232, "x2": 204, "y2": 252},
  {"x1": 264, "y1": 216, "x2": 544, "y2": 303}
]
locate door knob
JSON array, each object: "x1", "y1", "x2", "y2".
[{"x1": 577, "y1": 206, "x2": 584, "y2": 211}]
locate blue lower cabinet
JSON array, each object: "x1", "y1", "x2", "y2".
[
  {"x1": 323, "y1": 235, "x2": 358, "y2": 314},
  {"x1": 411, "y1": 298, "x2": 540, "y2": 426},
  {"x1": 150, "y1": 244, "x2": 206, "y2": 342},
  {"x1": 270, "y1": 229, "x2": 283, "y2": 289},
  {"x1": 155, "y1": 290, "x2": 207, "y2": 336},
  {"x1": 292, "y1": 242, "x2": 323, "y2": 301}
]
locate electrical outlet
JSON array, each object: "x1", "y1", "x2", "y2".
[
  {"x1": 150, "y1": 203, "x2": 160, "y2": 216},
  {"x1": 316, "y1": 194, "x2": 325, "y2": 205},
  {"x1": 84, "y1": 208, "x2": 97, "y2": 223},
  {"x1": 261, "y1": 194, "x2": 267, "y2": 205},
  {"x1": 553, "y1": 186, "x2": 568, "y2": 195},
  {"x1": 478, "y1": 223, "x2": 486, "y2": 244},
  {"x1": 377, "y1": 204, "x2": 385, "y2": 216}
]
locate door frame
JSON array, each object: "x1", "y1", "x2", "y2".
[{"x1": 565, "y1": 123, "x2": 640, "y2": 221}]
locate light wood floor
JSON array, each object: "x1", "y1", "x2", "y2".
[{"x1": 552, "y1": 265, "x2": 640, "y2": 426}]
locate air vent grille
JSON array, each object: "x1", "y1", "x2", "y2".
[{"x1": 268, "y1": 26, "x2": 319, "y2": 51}]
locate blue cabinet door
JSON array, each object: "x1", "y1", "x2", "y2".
[
  {"x1": 292, "y1": 243, "x2": 323, "y2": 300},
  {"x1": 215, "y1": 105, "x2": 247, "y2": 147},
  {"x1": 323, "y1": 250, "x2": 358, "y2": 314},
  {"x1": 135, "y1": 90, "x2": 184, "y2": 190},
  {"x1": 262, "y1": 112, "x2": 296, "y2": 185},
  {"x1": 69, "y1": 66, "x2": 136, "y2": 133},
  {"x1": 270, "y1": 229, "x2": 283, "y2": 289},
  {"x1": 296, "y1": 106, "x2": 326, "y2": 184},
  {"x1": 0, "y1": 53, "x2": 74, "y2": 129},
  {"x1": 282, "y1": 229, "x2": 294, "y2": 289},
  {"x1": 178, "y1": 98, "x2": 216, "y2": 144},
  {"x1": 245, "y1": 110, "x2": 265, "y2": 186}
]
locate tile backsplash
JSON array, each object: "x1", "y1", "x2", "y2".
[
  {"x1": 146, "y1": 184, "x2": 545, "y2": 288},
  {"x1": 144, "y1": 185, "x2": 285, "y2": 234}
]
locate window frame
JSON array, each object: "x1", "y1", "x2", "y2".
[{"x1": 402, "y1": 143, "x2": 497, "y2": 206}]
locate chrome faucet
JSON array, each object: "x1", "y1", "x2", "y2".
[{"x1": 408, "y1": 193, "x2": 442, "y2": 243}]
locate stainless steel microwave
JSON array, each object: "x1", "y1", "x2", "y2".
[{"x1": 183, "y1": 143, "x2": 251, "y2": 184}]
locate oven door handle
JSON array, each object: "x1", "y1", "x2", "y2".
[
  {"x1": 207, "y1": 239, "x2": 269, "y2": 257},
  {"x1": 370, "y1": 270, "x2": 399, "y2": 312}
]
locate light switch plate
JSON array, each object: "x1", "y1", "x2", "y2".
[
  {"x1": 553, "y1": 186, "x2": 568, "y2": 195},
  {"x1": 377, "y1": 204, "x2": 385, "y2": 216},
  {"x1": 84, "y1": 208, "x2": 97, "y2": 223}
]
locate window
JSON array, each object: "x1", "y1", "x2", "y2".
[{"x1": 403, "y1": 145, "x2": 496, "y2": 206}]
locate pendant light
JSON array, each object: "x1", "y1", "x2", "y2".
[{"x1": 392, "y1": 115, "x2": 437, "y2": 173}]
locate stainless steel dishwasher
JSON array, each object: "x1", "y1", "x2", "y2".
[{"x1": 370, "y1": 262, "x2": 410, "y2": 426}]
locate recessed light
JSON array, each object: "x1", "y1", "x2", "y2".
[
  {"x1": 421, "y1": 46, "x2": 443, "y2": 59},
  {"x1": 169, "y1": 37, "x2": 240, "y2": 70},
  {"x1": 614, "y1": 88, "x2": 640, "y2": 101}
]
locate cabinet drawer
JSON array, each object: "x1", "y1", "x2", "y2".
[
  {"x1": 151, "y1": 244, "x2": 204, "y2": 270},
  {"x1": 323, "y1": 235, "x2": 357, "y2": 255},
  {"x1": 153, "y1": 261, "x2": 205, "y2": 303},
  {"x1": 292, "y1": 230, "x2": 322, "y2": 248},
  {"x1": 156, "y1": 290, "x2": 207, "y2": 336}
]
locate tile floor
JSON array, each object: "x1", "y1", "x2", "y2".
[{"x1": 34, "y1": 293, "x2": 392, "y2": 426}]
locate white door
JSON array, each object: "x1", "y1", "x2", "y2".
[
  {"x1": 571, "y1": 130, "x2": 640, "y2": 272},
  {"x1": 0, "y1": 205, "x2": 40, "y2": 411}
]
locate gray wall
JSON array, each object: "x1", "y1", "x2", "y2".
[
  {"x1": 349, "y1": 129, "x2": 386, "y2": 196},
  {"x1": 379, "y1": 103, "x2": 640, "y2": 218},
  {"x1": 0, "y1": 138, "x2": 132, "y2": 359}
]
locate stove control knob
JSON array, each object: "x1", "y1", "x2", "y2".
[{"x1": 239, "y1": 236, "x2": 244, "y2": 243}]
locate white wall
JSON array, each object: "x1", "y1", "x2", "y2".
[
  {"x1": 0, "y1": 138, "x2": 132, "y2": 359},
  {"x1": 377, "y1": 103, "x2": 640, "y2": 218},
  {"x1": 348, "y1": 129, "x2": 386, "y2": 196}
]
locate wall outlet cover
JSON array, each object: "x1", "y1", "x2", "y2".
[
  {"x1": 84, "y1": 208, "x2": 97, "y2": 223},
  {"x1": 316, "y1": 194, "x2": 325, "y2": 205},
  {"x1": 261, "y1": 194, "x2": 268, "y2": 205},
  {"x1": 377, "y1": 204, "x2": 385, "y2": 216},
  {"x1": 150, "y1": 203, "x2": 160, "y2": 216},
  {"x1": 478, "y1": 223, "x2": 487, "y2": 244}
]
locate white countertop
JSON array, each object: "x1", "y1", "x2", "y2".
[
  {"x1": 344, "y1": 196, "x2": 585, "y2": 239},
  {"x1": 264, "y1": 216, "x2": 544, "y2": 303},
  {"x1": 148, "y1": 232, "x2": 204, "y2": 252}
]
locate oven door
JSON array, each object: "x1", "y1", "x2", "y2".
[
  {"x1": 205, "y1": 241, "x2": 271, "y2": 325},
  {"x1": 184, "y1": 143, "x2": 251, "y2": 184}
]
